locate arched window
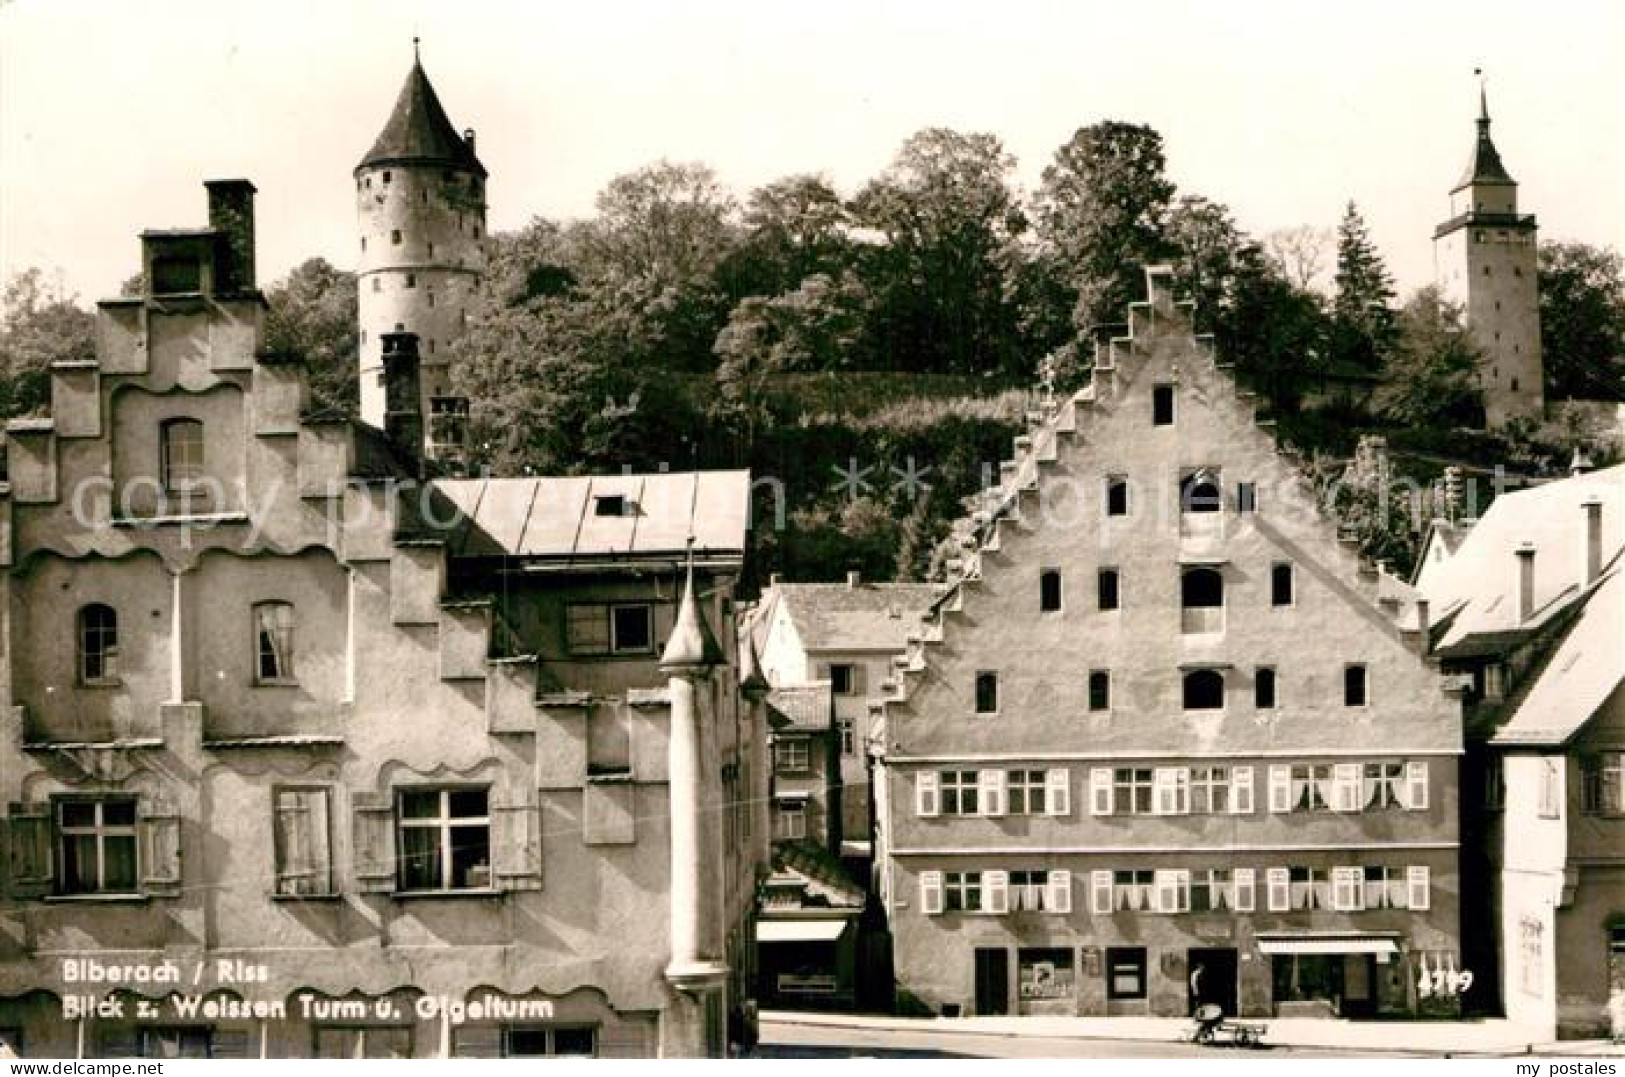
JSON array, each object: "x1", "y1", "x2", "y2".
[
  {"x1": 160, "y1": 418, "x2": 204, "y2": 492},
  {"x1": 254, "y1": 601, "x2": 296, "y2": 684},
  {"x1": 1182, "y1": 669, "x2": 1225, "y2": 710},
  {"x1": 1180, "y1": 470, "x2": 1223, "y2": 513},
  {"x1": 78, "y1": 604, "x2": 119, "y2": 685}
]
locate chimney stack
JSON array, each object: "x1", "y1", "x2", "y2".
[
  {"x1": 204, "y1": 179, "x2": 257, "y2": 293},
  {"x1": 847, "y1": 570, "x2": 861, "y2": 589},
  {"x1": 1583, "y1": 498, "x2": 1603, "y2": 587},
  {"x1": 1516, "y1": 542, "x2": 1537, "y2": 624},
  {"x1": 1415, "y1": 598, "x2": 1431, "y2": 653},
  {"x1": 767, "y1": 573, "x2": 782, "y2": 589},
  {"x1": 381, "y1": 331, "x2": 424, "y2": 465}
]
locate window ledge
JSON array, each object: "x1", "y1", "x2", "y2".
[
  {"x1": 43, "y1": 893, "x2": 152, "y2": 905},
  {"x1": 391, "y1": 888, "x2": 504, "y2": 901},
  {"x1": 111, "y1": 512, "x2": 250, "y2": 529},
  {"x1": 252, "y1": 680, "x2": 301, "y2": 689},
  {"x1": 271, "y1": 892, "x2": 343, "y2": 903}
]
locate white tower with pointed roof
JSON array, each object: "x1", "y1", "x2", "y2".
[
  {"x1": 1433, "y1": 80, "x2": 1544, "y2": 428},
  {"x1": 355, "y1": 43, "x2": 487, "y2": 440}
]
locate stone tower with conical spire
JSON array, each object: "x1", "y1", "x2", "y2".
[
  {"x1": 355, "y1": 43, "x2": 486, "y2": 457},
  {"x1": 1433, "y1": 79, "x2": 1543, "y2": 428}
]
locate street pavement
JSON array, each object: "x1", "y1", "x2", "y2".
[{"x1": 760, "y1": 1009, "x2": 1625, "y2": 1059}]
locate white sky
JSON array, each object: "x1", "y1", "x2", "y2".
[{"x1": 1, "y1": 0, "x2": 1621, "y2": 304}]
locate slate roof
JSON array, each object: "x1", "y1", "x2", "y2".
[
  {"x1": 1453, "y1": 95, "x2": 1516, "y2": 192},
  {"x1": 1416, "y1": 464, "x2": 1624, "y2": 654},
  {"x1": 1491, "y1": 569, "x2": 1623, "y2": 747},
  {"x1": 768, "y1": 581, "x2": 940, "y2": 653},
  {"x1": 768, "y1": 683, "x2": 833, "y2": 732},
  {"x1": 358, "y1": 59, "x2": 486, "y2": 177},
  {"x1": 426, "y1": 470, "x2": 750, "y2": 566}
]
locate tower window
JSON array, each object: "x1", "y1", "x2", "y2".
[
  {"x1": 1040, "y1": 570, "x2": 1062, "y2": 612},
  {"x1": 1152, "y1": 384, "x2": 1175, "y2": 426},
  {"x1": 427, "y1": 242, "x2": 435, "y2": 258},
  {"x1": 391, "y1": 229, "x2": 402, "y2": 245},
  {"x1": 382, "y1": 170, "x2": 392, "y2": 183},
  {"x1": 1511, "y1": 378, "x2": 1519, "y2": 391},
  {"x1": 360, "y1": 236, "x2": 367, "y2": 252},
  {"x1": 77, "y1": 604, "x2": 119, "y2": 686},
  {"x1": 1182, "y1": 670, "x2": 1225, "y2": 711},
  {"x1": 975, "y1": 672, "x2": 999, "y2": 715},
  {"x1": 427, "y1": 292, "x2": 436, "y2": 308},
  {"x1": 1483, "y1": 266, "x2": 1491, "y2": 276},
  {"x1": 472, "y1": 224, "x2": 481, "y2": 238},
  {"x1": 405, "y1": 273, "x2": 416, "y2": 289},
  {"x1": 372, "y1": 278, "x2": 381, "y2": 293}
]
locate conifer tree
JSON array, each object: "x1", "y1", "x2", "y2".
[{"x1": 1331, "y1": 201, "x2": 1398, "y2": 377}]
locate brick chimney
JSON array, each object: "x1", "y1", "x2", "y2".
[
  {"x1": 381, "y1": 331, "x2": 424, "y2": 464},
  {"x1": 204, "y1": 179, "x2": 257, "y2": 293},
  {"x1": 1516, "y1": 542, "x2": 1537, "y2": 624},
  {"x1": 1583, "y1": 498, "x2": 1603, "y2": 587},
  {"x1": 847, "y1": 570, "x2": 861, "y2": 589}
]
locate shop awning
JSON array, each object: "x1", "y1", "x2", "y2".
[
  {"x1": 756, "y1": 919, "x2": 850, "y2": 944},
  {"x1": 1256, "y1": 935, "x2": 1399, "y2": 956}
]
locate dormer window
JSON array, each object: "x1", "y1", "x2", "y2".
[
  {"x1": 160, "y1": 419, "x2": 204, "y2": 492},
  {"x1": 594, "y1": 495, "x2": 631, "y2": 517}
]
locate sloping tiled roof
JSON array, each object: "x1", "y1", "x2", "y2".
[
  {"x1": 1453, "y1": 97, "x2": 1516, "y2": 192},
  {"x1": 765, "y1": 840, "x2": 865, "y2": 909},
  {"x1": 768, "y1": 683, "x2": 832, "y2": 732},
  {"x1": 1416, "y1": 465, "x2": 1625, "y2": 653},
  {"x1": 773, "y1": 582, "x2": 940, "y2": 652},
  {"x1": 427, "y1": 470, "x2": 751, "y2": 565},
  {"x1": 1491, "y1": 569, "x2": 1624, "y2": 747},
  {"x1": 358, "y1": 59, "x2": 486, "y2": 177}
]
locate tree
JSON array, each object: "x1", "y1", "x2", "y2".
[
  {"x1": 1538, "y1": 240, "x2": 1625, "y2": 401},
  {"x1": 262, "y1": 258, "x2": 359, "y2": 412},
  {"x1": 850, "y1": 127, "x2": 1028, "y2": 378},
  {"x1": 1331, "y1": 201, "x2": 1398, "y2": 377},
  {"x1": 732, "y1": 174, "x2": 853, "y2": 297},
  {"x1": 0, "y1": 269, "x2": 95, "y2": 418},
  {"x1": 1374, "y1": 286, "x2": 1483, "y2": 426},
  {"x1": 1263, "y1": 225, "x2": 1333, "y2": 293},
  {"x1": 1033, "y1": 121, "x2": 1175, "y2": 333}
]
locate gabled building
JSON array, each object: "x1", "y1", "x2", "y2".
[
  {"x1": 755, "y1": 576, "x2": 938, "y2": 852},
  {"x1": 1414, "y1": 464, "x2": 1625, "y2": 1039},
  {"x1": 766, "y1": 682, "x2": 840, "y2": 850},
  {"x1": 873, "y1": 268, "x2": 1464, "y2": 1020},
  {"x1": 0, "y1": 179, "x2": 768, "y2": 1058}
]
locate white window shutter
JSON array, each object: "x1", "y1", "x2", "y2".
[
  {"x1": 851, "y1": 663, "x2": 867, "y2": 695},
  {"x1": 1331, "y1": 867, "x2": 1354, "y2": 911},
  {"x1": 979, "y1": 770, "x2": 1007, "y2": 817},
  {"x1": 1048, "y1": 869, "x2": 1073, "y2": 914},
  {"x1": 1091, "y1": 870, "x2": 1113, "y2": 914},
  {"x1": 1334, "y1": 763, "x2": 1361, "y2": 812},
  {"x1": 6, "y1": 802, "x2": 53, "y2": 899},
  {"x1": 920, "y1": 870, "x2": 944, "y2": 914},
  {"x1": 1266, "y1": 867, "x2": 1290, "y2": 911},
  {"x1": 985, "y1": 870, "x2": 1009, "y2": 914},
  {"x1": 1268, "y1": 765, "x2": 1292, "y2": 813},
  {"x1": 351, "y1": 792, "x2": 396, "y2": 894},
  {"x1": 1090, "y1": 768, "x2": 1114, "y2": 815},
  {"x1": 1233, "y1": 868, "x2": 1255, "y2": 912},
  {"x1": 1406, "y1": 762, "x2": 1429, "y2": 811},
  {"x1": 917, "y1": 772, "x2": 940, "y2": 818},
  {"x1": 1154, "y1": 870, "x2": 1177, "y2": 913},
  {"x1": 1230, "y1": 766, "x2": 1254, "y2": 814},
  {"x1": 1407, "y1": 866, "x2": 1431, "y2": 910},
  {"x1": 1045, "y1": 768, "x2": 1071, "y2": 816}
]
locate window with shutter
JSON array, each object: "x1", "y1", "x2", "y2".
[
  {"x1": 1155, "y1": 869, "x2": 1190, "y2": 913},
  {"x1": 1233, "y1": 868, "x2": 1255, "y2": 912},
  {"x1": 1045, "y1": 769, "x2": 1070, "y2": 816},
  {"x1": 1406, "y1": 762, "x2": 1429, "y2": 810},
  {"x1": 1332, "y1": 866, "x2": 1364, "y2": 911},
  {"x1": 1266, "y1": 868, "x2": 1290, "y2": 911},
  {"x1": 984, "y1": 870, "x2": 1009, "y2": 914},
  {"x1": 1230, "y1": 767, "x2": 1254, "y2": 814},
  {"x1": 1091, "y1": 870, "x2": 1113, "y2": 914},
  {"x1": 1090, "y1": 768, "x2": 1113, "y2": 815},
  {"x1": 920, "y1": 871, "x2": 944, "y2": 915},
  {"x1": 979, "y1": 770, "x2": 1006, "y2": 816},
  {"x1": 916, "y1": 772, "x2": 940, "y2": 817},
  {"x1": 273, "y1": 787, "x2": 334, "y2": 897},
  {"x1": 351, "y1": 793, "x2": 396, "y2": 893},
  {"x1": 5, "y1": 802, "x2": 53, "y2": 899},
  {"x1": 491, "y1": 798, "x2": 542, "y2": 891},
  {"x1": 1407, "y1": 866, "x2": 1431, "y2": 910},
  {"x1": 1048, "y1": 869, "x2": 1073, "y2": 914},
  {"x1": 1268, "y1": 766, "x2": 1292, "y2": 813},
  {"x1": 1333, "y1": 764, "x2": 1362, "y2": 812}
]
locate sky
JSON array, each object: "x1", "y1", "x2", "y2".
[{"x1": 1, "y1": 0, "x2": 1621, "y2": 305}]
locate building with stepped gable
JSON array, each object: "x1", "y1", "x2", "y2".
[
  {"x1": 0, "y1": 180, "x2": 769, "y2": 1059},
  {"x1": 1433, "y1": 86, "x2": 1543, "y2": 429},
  {"x1": 355, "y1": 46, "x2": 486, "y2": 464},
  {"x1": 871, "y1": 267, "x2": 1465, "y2": 1020}
]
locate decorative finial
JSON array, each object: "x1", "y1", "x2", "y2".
[
  {"x1": 413, "y1": 36, "x2": 421, "y2": 63},
  {"x1": 1475, "y1": 67, "x2": 1489, "y2": 124}
]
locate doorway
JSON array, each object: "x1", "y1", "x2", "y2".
[
  {"x1": 1187, "y1": 948, "x2": 1239, "y2": 1015},
  {"x1": 974, "y1": 948, "x2": 1010, "y2": 1016}
]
